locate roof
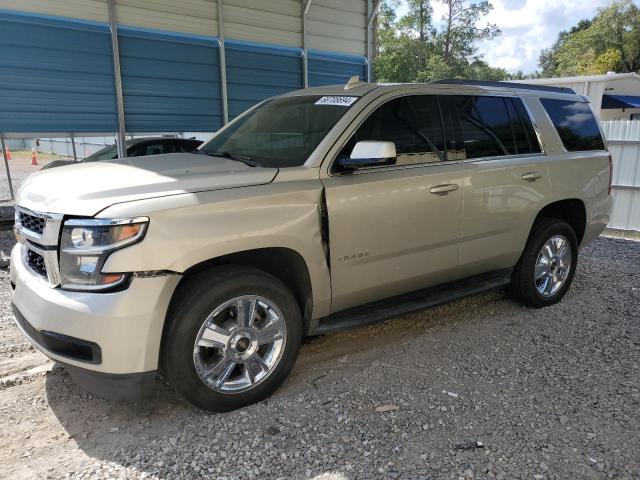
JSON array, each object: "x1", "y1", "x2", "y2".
[
  {"x1": 283, "y1": 79, "x2": 581, "y2": 99},
  {"x1": 514, "y1": 72, "x2": 640, "y2": 85},
  {"x1": 432, "y1": 78, "x2": 575, "y2": 94}
]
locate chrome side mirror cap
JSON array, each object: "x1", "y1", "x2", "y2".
[{"x1": 339, "y1": 141, "x2": 397, "y2": 170}]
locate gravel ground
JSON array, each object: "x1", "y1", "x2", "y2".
[{"x1": 0, "y1": 233, "x2": 638, "y2": 480}]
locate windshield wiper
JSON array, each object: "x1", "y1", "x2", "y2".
[{"x1": 198, "y1": 150, "x2": 260, "y2": 167}]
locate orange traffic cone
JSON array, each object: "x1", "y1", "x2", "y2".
[
  {"x1": 5, "y1": 144, "x2": 11, "y2": 160},
  {"x1": 31, "y1": 147, "x2": 38, "y2": 166}
]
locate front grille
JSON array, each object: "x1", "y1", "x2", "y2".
[
  {"x1": 19, "y1": 212, "x2": 45, "y2": 235},
  {"x1": 26, "y1": 249, "x2": 47, "y2": 278}
]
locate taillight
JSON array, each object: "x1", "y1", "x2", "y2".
[{"x1": 608, "y1": 152, "x2": 613, "y2": 195}]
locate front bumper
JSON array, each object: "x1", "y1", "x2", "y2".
[{"x1": 10, "y1": 243, "x2": 181, "y2": 376}]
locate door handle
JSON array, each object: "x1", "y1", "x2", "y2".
[
  {"x1": 429, "y1": 184, "x2": 459, "y2": 195},
  {"x1": 522, "y1": 172, "x2": 544, "y2": 182}
]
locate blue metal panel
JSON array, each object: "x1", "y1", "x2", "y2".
[
  {"x1": 308, "y1": 50, "x2": 367, "y2": 87},
  {"x1": 225, "y1": 39, "x2": 303, "y2": 119},
  {"x1": 0, "y1": 10, "x2": 117, "y2": 133},
  {"x1": 118, "y1": 27, "x2": 222, "y2": 132}
]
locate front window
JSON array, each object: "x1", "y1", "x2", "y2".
[{"x1": 200, "y1": 95, "x2": 358, "y2": 168}]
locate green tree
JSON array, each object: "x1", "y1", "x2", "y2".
[
  {"x1": 374, "y1": 0, "x2": 436, "y2": 82},
  {"x1": 373, "y1": 0, "x2": 505, "y2": 83},
  {"x1": 538, "y1": 0, "x2": 640, "y2": 76},
  {"x1": 438, "y1": 0, "x2": 501, "y2": 65},
  {"x1": 398, "y1": 0, "x2": 435, "y2": 41}
]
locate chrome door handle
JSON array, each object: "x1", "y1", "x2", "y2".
[
  {"x1": 522, "y1": 172, "x2": 544, "y2": 182},
  {"x1": 429, "y1": 184, "x2": 459, "y2": 195}
]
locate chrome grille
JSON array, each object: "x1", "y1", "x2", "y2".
[
  {"x1": 19, "y1": 212, "x2": 45, "y2": 234},
  {"x1": 26, "y1": 249, "x2": 47, "y2": 278},
  {"x1": 15, "y1": 207, "x2": 63, "y2": 287}
]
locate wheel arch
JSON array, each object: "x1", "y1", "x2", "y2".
[
  {"x1": 166, "y1": 247, "x2": 314, "y2": 333},
  {"x1": 532, "y1": 198, "x2": 586, "y2": 244}
]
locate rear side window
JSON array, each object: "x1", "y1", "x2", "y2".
[
  {"x1": 507, "y1": 98, "x2": 542, "y2": 155},
  {"x1": 540, "y1": 99, "x2": 605, "y2": 151},
  {"x1": 452, "y1": 96, "x2": 514, "y2": 158}
]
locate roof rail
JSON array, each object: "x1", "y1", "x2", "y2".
[{"x1": 432, "y1": 79, "x2": 576, "y2": 94}]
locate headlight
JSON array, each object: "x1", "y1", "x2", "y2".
[{"x1": 59, "y1": 217, "x2": 148, "y2": 291}]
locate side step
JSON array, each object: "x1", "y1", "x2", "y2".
[{"x1": 311, "y1": 269, "x2": 512, "y2": 335}]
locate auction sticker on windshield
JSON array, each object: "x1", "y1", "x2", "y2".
[{"x1": 315, "y1": 96, "x2": 358, "y2": 107}]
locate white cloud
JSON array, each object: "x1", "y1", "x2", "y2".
[
  {"x1": 475, "y1": 0, "x2": 615, "y2": 73},
  {"x1": 393, "y1": 0, "x2": 638, "y2": 73}
]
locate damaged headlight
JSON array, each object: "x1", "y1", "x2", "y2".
[{"x1": 59, "y1": 217, "x2": 148, "y2": 291}]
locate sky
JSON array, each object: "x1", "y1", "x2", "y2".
[{"x1": 394, "y1": 0, "x2": 634, "y2": 74}]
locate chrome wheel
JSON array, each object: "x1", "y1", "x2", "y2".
[
  {"x1": 193, "y1": 295, "x2": 286, "y2": 393},
  {"x1": 534, "y1": 234, "x2": 572, "y2": 298}
]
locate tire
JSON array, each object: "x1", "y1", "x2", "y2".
[
  {"x1": 508, "y1": 218, "x2": 578, "y2": 308},
  {"x1": 163, "y1": 265, "x2": 303, "y2": 411}
]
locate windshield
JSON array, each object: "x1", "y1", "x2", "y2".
[
  {"x1": 199, "y1": 95, "x2": 358, "y2": 168},
  {"x1": 84, "y1": 144, "x2": 118, "y2": 161}
]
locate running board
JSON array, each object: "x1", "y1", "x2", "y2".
[{"x1": 311, "y1": 269, "x2": 512, "y2": 335}]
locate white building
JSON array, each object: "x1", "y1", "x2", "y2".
[{"x1": 516, "y1": 73, "x2": 640, "y2": 121}]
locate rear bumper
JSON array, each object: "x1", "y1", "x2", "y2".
[{"x1": 582, "y1": 194, "x2": 613, "y2": 247}]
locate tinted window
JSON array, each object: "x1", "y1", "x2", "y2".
[
  {"x1": 84, "y1": 144, "x2": 117, "y2": 161},
  {"x1": 509, "y1": 98, "x2": 542, "y2": 154},
  {"x1": 342, "y1": 95, "x2": 444, "y2": 166},
  {"x1": 132, "y1": 142, "x2": 165, "y2": 156},
  {"x1": 540, "y1": 99, "x2": 605, "y2": 151},
  {"x1": 452, "y1": 96, "x2": 514, "y2": 159},
  {"x1": 177, "y1": 139, "x2": 202, "y2": 153}
]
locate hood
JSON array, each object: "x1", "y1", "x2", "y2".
[{"x1": 17, "y1": 153, "x2": 278, "y2": 216}]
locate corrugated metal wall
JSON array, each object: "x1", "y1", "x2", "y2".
[
  {"x1": 224, "y1": 0, "x2": 301, "y2": 47},
  {"x1": 118, "y1": 28, "x2": 222, "y2": 132},
  {"x1": 114, "y1": 0, "x2": 218, "y2": 37},
  {"x1": 602, "y1": 120, "x2": 640, "y2": 232},
  {"x1": 308, "y1": 50, "x2": 367, "y2": 87},
  {"x1": 0, "y1": 0, "x2": 108, "y2": 23},
  {"x1": 0, "y1": 10, "x2": 117, "y2": 133},
  {"x1": 225, "y1": 40, "x2": 302, "y2": 119},
  {"x1": 0, "y1": 0, "x2": 370, "y2": 136},
  {"x1": 307, "y1": 0, "x2": 366, "y2": 55}
]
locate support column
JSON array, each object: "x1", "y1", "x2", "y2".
[
  {"x1": 302, "y1": 0, "x2": 312, "y2": 88},
  {"x1": 107, "y1": 0, "x2": 127, "y2": 158},
  {"x1": 217, "y1": 0, "x2": 229, "y2": 125},
  {"x1": 70, "y1": 134, "x2": 78, "y2": 161},
  {"x1": 366, "y1": 0, "x2": 382, "y2": 82},
  {"x1": 0, "y1": 136, "x2": 15, "y2": 200}
]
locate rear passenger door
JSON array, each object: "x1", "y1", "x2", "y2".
[{"x1": 441, "y1": 95, "x2": 552, "y2": 276}]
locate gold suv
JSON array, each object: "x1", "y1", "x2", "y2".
[{"x1": 11, "y1": 79, "x2": 612, "y2": 411}]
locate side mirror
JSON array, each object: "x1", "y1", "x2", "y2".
[{"x1": 338, "y1": 141, "x2": 397, "y2": 171}]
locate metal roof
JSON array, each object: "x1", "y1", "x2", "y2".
[{"x1": 513, "y1": 73, "x2": 640, "y2": 85}]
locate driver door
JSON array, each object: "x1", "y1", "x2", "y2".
[{"x1": 321, "y1": 95, "x2": 467, "y2": 312}]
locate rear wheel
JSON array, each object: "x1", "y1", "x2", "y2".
[
  {"x1": 509, "y1": 218, "x2": 578, "y2": 308},
  {"x1": 163, "y1": 266, "x2": 302, "y2": 411}
]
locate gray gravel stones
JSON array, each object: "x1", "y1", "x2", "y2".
[{"x1": 0, "y1": 236, "x2": 639, "y2": 479}]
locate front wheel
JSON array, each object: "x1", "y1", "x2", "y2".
[
  {"x1": 509, "y1": 218, "x2": 578, "y2": 308},
  {"x1": 163, "y1": 266, "x2": 302, "y2": 411}
]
